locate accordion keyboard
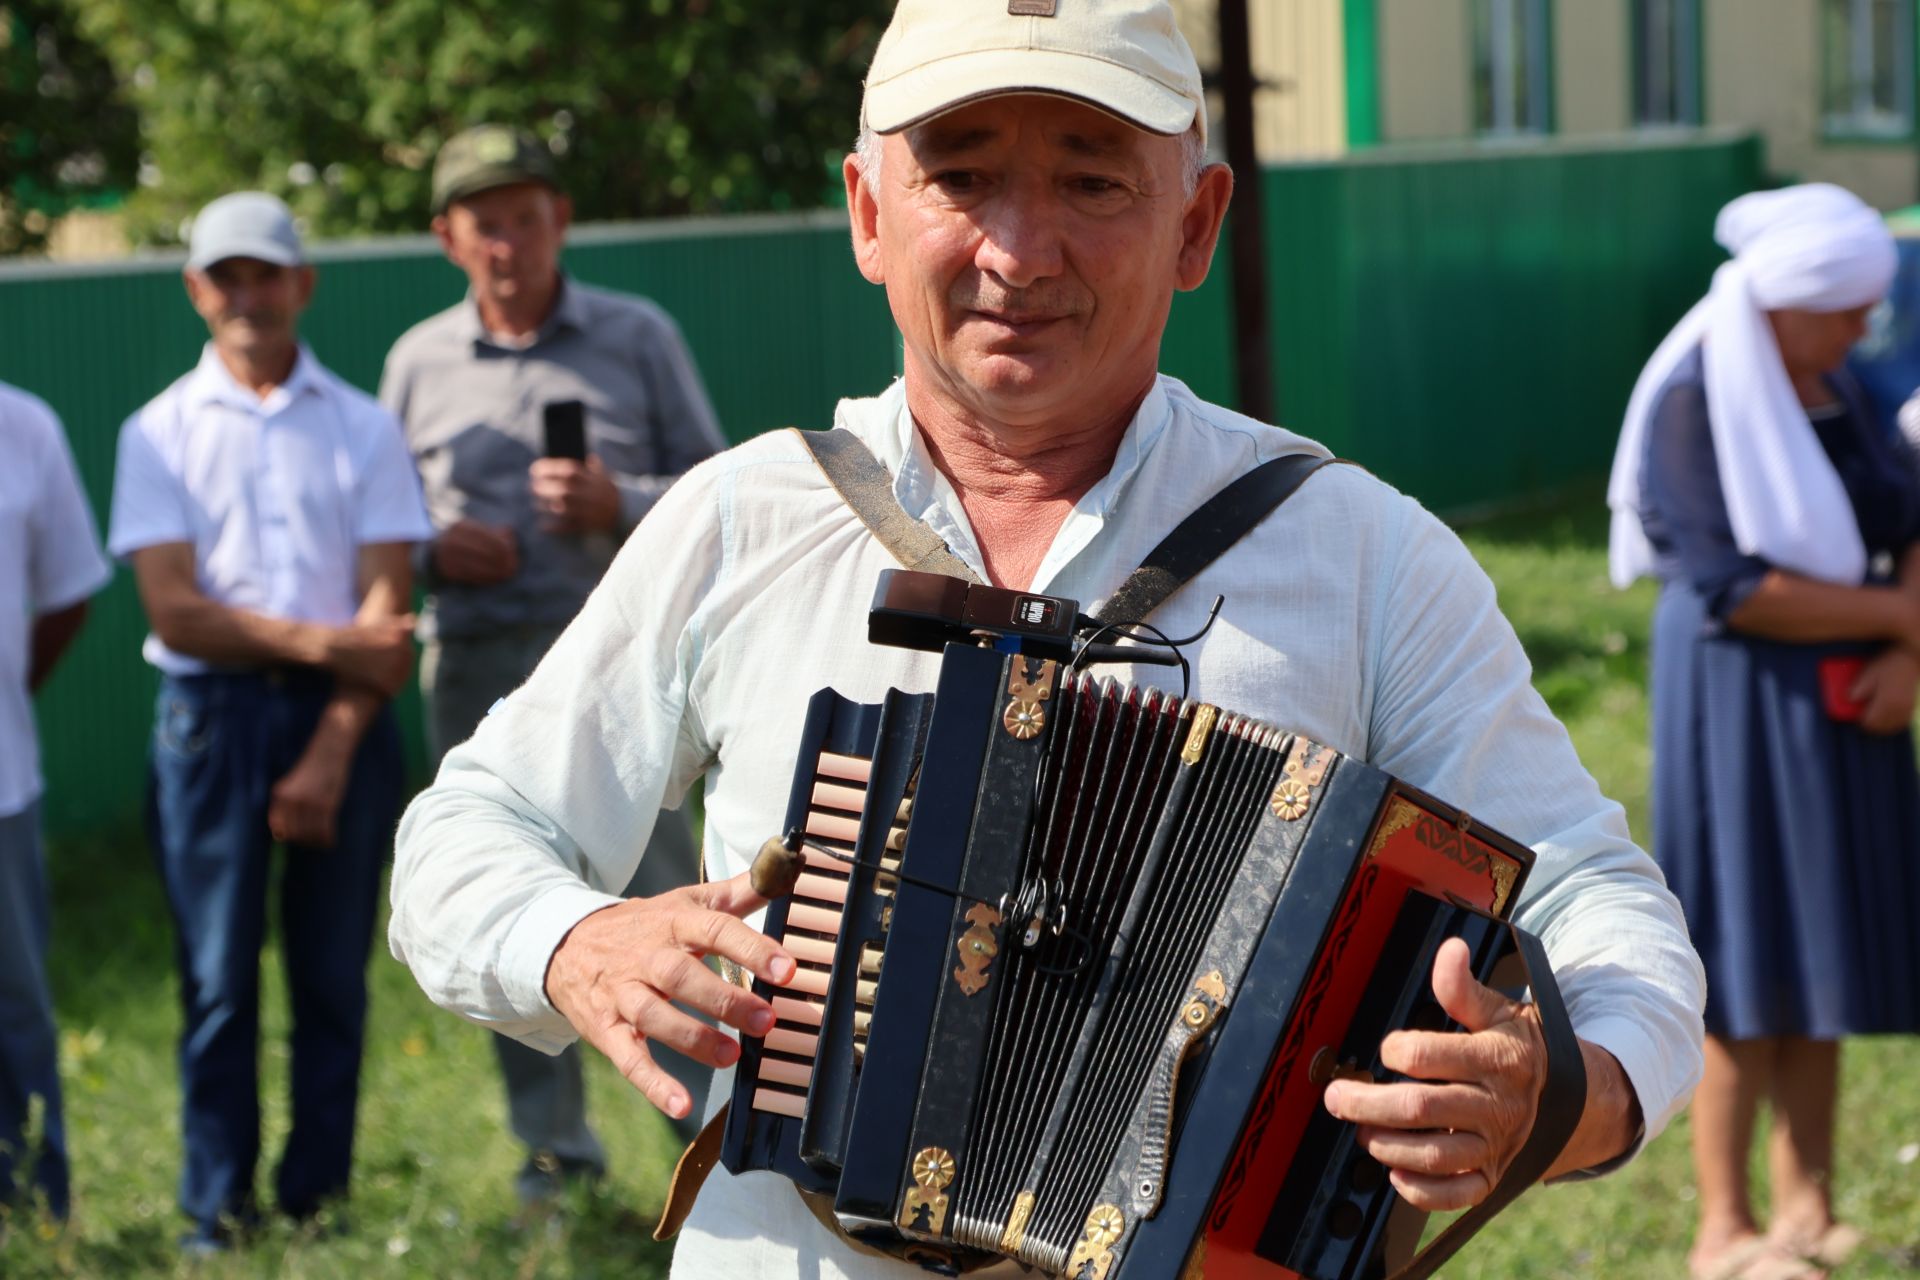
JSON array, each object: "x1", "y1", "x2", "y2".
[{"x1": 751, "y1": 750, "x2": 872, "y2": 1119}]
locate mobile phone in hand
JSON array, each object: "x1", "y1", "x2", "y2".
[
  {"x1": 543, "y1": 400, "x2": 587, "y2": 461},
  {"x1": 1819, "y1": 655, "x2": 1867, "y2": 722}
]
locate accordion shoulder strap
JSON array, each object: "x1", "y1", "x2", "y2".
[
  {"x1": 1386, "y1": 921, "x2": 1589, "y2": 1280},
  {"x1": 1091, "y1": 452, "x2": 1347, "y2": 627},
  {"x1": 793, "y1": 428, "x2": 983, "y2": 583},
  {"x1": 798, "y1": 426, "x2": 1350, "y2": 619}
]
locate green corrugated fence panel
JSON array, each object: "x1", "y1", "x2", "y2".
[
  {"x1": 6, "y1": 211, "x2": 899, "y2": 839},
  {"x1": 9, "y1": 131, "x2": 1762, "y2": 839},
  {"x1": 1265, "y1": 131, "x2": 1766, "y2": 510}
]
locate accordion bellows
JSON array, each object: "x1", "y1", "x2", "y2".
[{"x1": 721, "y1": 642, "x2": 1580, "y2": 1280}]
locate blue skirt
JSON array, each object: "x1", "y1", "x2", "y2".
[{"x1": 1651, "y1": 582, "x2": 1920, "y2": 1039}]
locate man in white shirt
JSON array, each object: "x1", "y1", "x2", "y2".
[
  {"x1": 109, "y1": 192, "x2": 432, "y2": 1253},
  {"x1": 0, "y1": 384, "x2": 111, "y2": 1223},
  {"x1": 390, "y1": 2, "x2": 1707, "y2": 1275}
]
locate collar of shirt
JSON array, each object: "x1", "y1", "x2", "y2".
[
  {"x1": 456, "y1": 273, "x2": 587, "y2": 352},
  {"x1": 830, "y1": 377, "x2": 1178, "y2": 591},
  {"x1": 183, "y1": 342, "x2": 325, "y2": 418}
]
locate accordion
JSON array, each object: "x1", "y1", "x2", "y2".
[{"x1": 721, "y1": 573, "x2": 1584, "y2": 1279}]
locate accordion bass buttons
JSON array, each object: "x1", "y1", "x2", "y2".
[{"x1": 853, "y1": 942, "x2": 883, "y2": 1063}]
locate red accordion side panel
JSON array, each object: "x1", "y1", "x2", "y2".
[{"x1": 1198, "y1": 788, "x2": 1528, "y2": 1279}]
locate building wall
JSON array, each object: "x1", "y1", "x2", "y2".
[
  {"x1": 1173, "y1": 0, "x2": 1350, "y2": 159},
  {"x1": 1703, "y1": 0, "x2": 1916, "y2": 208},
  {"x1": 1378, "y1": 0, "x2": 1472, "y2": 142},
  {"x1": 1556, "y1": 0, "x2": 1631, "y2": 135},
  {"x1": 1371, "y1": 0, "x2": 1915, "y2": 207}
]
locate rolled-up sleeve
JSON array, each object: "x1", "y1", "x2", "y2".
[
  {"x1": 390, "y1": 460, "x2": 724, "y2": 1051},
  {"x1": 1364, "y1": 498, "x2": 1706, "y2": 1160}
]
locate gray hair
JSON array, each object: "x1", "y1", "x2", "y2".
[{"x1": 853, "y1": 116, "x2": 1211, "y2": 197}]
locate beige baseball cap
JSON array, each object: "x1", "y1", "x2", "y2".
[{"x1": 862, "y1": 0, "x2": 1207, "y2": 146}]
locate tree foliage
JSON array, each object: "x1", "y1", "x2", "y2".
[
  {"x1": 0, "y1": 1, "x2": 138, "y2": 253},
  {"x1": 73, "y1": 0, "x2": 892, "y2": 245}
]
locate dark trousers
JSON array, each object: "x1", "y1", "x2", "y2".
[
  {"x1": 145, "y1": 671, "x2": 399, "y2": 1231},
  {"x1": 0, "y1": 801, "x2": 67, "y2": 1219}
]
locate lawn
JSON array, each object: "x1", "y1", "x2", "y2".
[{"x1": 5, "y1": 489, "x2": 1920, "y2": 1278}]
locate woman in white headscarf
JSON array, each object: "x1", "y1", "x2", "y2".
[{"x1": 1610, "y1": 183, "x2": 1920, "y2": 1280}]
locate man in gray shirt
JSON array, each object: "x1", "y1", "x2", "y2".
[{"x1": 380, "y1": 124, "x2": 726, "y2": 1203}]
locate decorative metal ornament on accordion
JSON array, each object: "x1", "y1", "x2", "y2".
[{"x1": 704, "y1": 572, "x2": 1587, "y2": 1280}]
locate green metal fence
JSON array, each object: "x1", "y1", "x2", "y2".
[
  {"x1": 1261, "y1": 130, "x2": 1766, "y2": 509},
  {"x1": 8, "y1": 129, "x2": 1763, "y2": 839}
]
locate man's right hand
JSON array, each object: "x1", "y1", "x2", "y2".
[
  {"x1": 320, "y1": 614, "x2": 416, "y2": 697},
  {"x1": 431, "y1": 519, "x2": 520, "y2": 585},
  {"x1": 545, "y1": 873, "x2": 796, "y2": 1121}
]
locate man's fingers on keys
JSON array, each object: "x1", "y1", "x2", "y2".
[
  {"x1": 638, "y1": 948, "x2": 777, "y2": 1034},
  {"x1": 673, "y1": 894, "x2": 795, "y2": 987},
  {"x1": 691, "y1": 870, "x2": 772, "y2": 919}
]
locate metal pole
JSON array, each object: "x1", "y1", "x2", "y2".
[{"x1": 1218, "y1": 0, "x2": 1276, "y2": 424}]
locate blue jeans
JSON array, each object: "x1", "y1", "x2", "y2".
[
  {"x1": 0, "y1": 801, "x2": 67, "y2": 1219},
  {"x1": 146, "y1": 671, "x2": 399, "y2": 1231}
]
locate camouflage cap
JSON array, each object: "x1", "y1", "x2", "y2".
[{"x1": 430, "y1": 124, "x2": 560, "y2": 214}]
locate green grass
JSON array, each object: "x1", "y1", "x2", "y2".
[{"x1": 6, "y1": 486, "x2": 1920, "y2": 1277}]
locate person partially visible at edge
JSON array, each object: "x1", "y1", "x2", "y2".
[
  {"x1": 107, "y1": 192, "x2": 432, "y2": 1255},
  {"x1": 1608, "y1": 183, "x2": 1920, "y2": 1280},
  {"x1": 0, "y1": 382, "x2": 112, "y2": 1223},
  {"x1": 389, "y1": 1, "x2": 1706, "y2": 1274},
  {"x1": 379, "y1": 124, "x2": 727, "y2": 1200}
]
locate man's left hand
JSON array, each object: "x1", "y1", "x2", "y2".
[
  {"x1": 1321, "y1": 937, "x2": 1548, "y2": 1212},
  {"x1": 269, "y1": 744, "x2": 350, "y2": 848},
  {"x1": 529, "y1": 455, "x2": 621, "y2": 534}
]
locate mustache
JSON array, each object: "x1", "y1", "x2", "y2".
[{"x1": 950, "y1": 278, "x2": 1088, "y2": 320}]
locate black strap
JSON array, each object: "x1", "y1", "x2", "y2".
[
  {"x1": 1386, "y1": 920, "x2": 1589, "y2": 1280},
  {"x1": 798, "y1": 427, "x2": 1343, "y2": 620},
  {"x1": 794, "y1": 428, "x2": 982, "y2": 583},
  {"x1": 1092, "y1": 453, "x2": 1341, "y2": 627}
]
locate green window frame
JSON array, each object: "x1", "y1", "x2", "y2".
[
  {"x1": 1821, "y1": 0, "x2": 1916, "y2": 141},
  {"x1": 1472, "y1": 0, "x2": 1554, "y2": 137},
  {"x1": 1632, "y1": 0, "x2": 1704, "y2": 127}
]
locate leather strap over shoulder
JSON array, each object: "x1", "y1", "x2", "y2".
[
  {"x1": 1092, "y1": 453, "x2": 1346, "y2": 627},
  {"x1": 794, "y1": 428, "x2": 983, "y2": 583}
]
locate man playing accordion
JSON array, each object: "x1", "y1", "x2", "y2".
[{"x1": 390, "y1": 1, "x2": 1706, "y2": 1275}]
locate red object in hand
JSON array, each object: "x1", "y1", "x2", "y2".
[{"x1": 1819, "y1": 656, "x2": 1867, "y2": 722}]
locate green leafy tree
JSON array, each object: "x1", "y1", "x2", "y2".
[
  {"x1": 74, "y1": 0, "x2": 891, "y2": 245},
  {"x1": 0, "y1": 1, "x2": 138, "y2": 253}
]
